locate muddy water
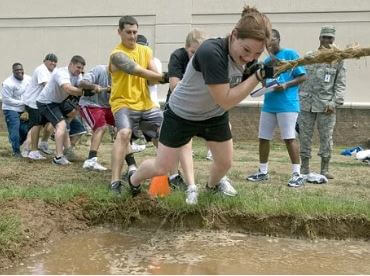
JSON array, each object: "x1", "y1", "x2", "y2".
[{"x1": 4, "y1": 227, "x2": 370, "y2": 274}]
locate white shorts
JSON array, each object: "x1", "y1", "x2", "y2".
[{"x1": 258, "y1": 111, "x2": 298, "y2": 140}]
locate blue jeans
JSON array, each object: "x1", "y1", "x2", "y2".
[{"x1": 3, "y1": 110, "x2": 29, "y2": 154}]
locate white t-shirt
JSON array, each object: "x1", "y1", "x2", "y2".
[
  {"x1": 1, "y1": 75, "x2": 31, "y2": 112},
  {"x1": 23, "y1": 63, "x2": 52, "y2": 108},
  {"x1": 149, "y1": 57, "x2": 162, "y2": 108},
  {"x1": 37, "y1": 67, "x2": 81, "y2": 104}
]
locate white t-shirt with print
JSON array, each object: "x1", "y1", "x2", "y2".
[{"x1": 37, "y1": 66, "x2": 81, "y2": 104}]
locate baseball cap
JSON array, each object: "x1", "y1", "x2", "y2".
[
  {"x1": 320, "y1": 25, "x2": 336, "y2": 37},
  {"x1": 137, "y1": 34, "x2": 149, "y2": 46}
]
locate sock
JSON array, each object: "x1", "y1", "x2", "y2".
[
  {"x1": 88, "y1": 150, "x2": 97, "y2": 159},
  {"x1": 259, "y1": 163, "x2": 268, "y2": 174},
  {"x1": 292, "y1": 164, "x2": 301, "y2": 174},
  {"x1": 125, "y1": 153, "x2": 137, "y2": 167},
  {"x1": 128, "y1": 165, "x2": 137, "y2": 172}
]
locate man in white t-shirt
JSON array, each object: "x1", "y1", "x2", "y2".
[
  {"x1": 36, "y1": 55, "x2": 92, "y2": 165},
  {"x1": 1, "y1": 63, "x2": 31, "y2": 157},
  {"x1": 24, "y1": 53, "x2": 58, "y2": 160}
]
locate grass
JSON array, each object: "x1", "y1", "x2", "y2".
[{"x1": 0, "y1": 133, "x2": 368, "y2": 219}]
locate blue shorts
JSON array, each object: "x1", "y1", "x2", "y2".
[{"x1": 68, "y1": 117, "x2": 87, "y2": 137}]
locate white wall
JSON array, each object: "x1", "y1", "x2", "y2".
[{"x1": 0, "y1": 0, "x2": 369, "y2": 103}]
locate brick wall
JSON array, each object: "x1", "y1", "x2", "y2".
[{"x1": 0, "y1": 101, "x2": 369, "y2": 146}]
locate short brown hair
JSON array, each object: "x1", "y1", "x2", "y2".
[
  {"x1": 234, "y1": 6, "x2": 272, "y2": 46},
  {"x1": 119, "y1": 15, "x2": 138, "y2": 30},
  {"x1": 70, "y1": 55, "x2": 86, "y2": 66},
  {"x1": 185, "y1": 28, "x2": 207, "y2": 48}
]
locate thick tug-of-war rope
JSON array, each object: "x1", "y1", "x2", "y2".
[{"x1": 273, "y1": 44, "x2": 370, "y2": 77}]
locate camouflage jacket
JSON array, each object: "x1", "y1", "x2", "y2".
[{"x1": 299, "y1": 52, "x2": 346, "y2": 112}]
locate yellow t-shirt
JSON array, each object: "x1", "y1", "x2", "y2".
[{"x1": 109, "y1": 43, "x2": 155, "y2": 113}]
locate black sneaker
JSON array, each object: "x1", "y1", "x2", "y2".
[
  {"x1": 169, "y1": 173, "x2": 187, "y2": 190},
  {"x1": 127, "y1": 170, "x2": 141, "y2": 197},
  {"x1": 110, "y1": 180, "x2": 122, "y2": 194}
]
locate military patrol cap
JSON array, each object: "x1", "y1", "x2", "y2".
[{"x1": 320, "y1": 25, "x2": 336, "y2": 37}]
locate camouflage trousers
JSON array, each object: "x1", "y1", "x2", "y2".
[{"x1": 298, "y1": 110, "x2": 336, "y2": 159}]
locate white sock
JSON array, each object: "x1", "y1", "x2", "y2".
[
  {"x1": 187, "y1": 184, "x2": 197, "y2": 192},
  {"x1": 259, "y1": 163, "x2": 268, "y2": 174},
  {"x1": 292, "y1": 164, "x2": 301, "y2": 174}
]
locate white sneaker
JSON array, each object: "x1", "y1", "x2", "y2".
[
  {"x1": 185, "y1": 185, "x2": 198, "y2": 205},
  {"x1": 83, "y1": 157, "x2": 107, "y2": 171},
  {"x1": 206, "y1": 150, "x2": 213, "y2": 161},
  {"x1": 38, "y1": 142, "x2": 53, "y2": 155},
  {"x1": 28, "y1": 150, "x2": 46, "y2": 160},
  {"x1": 218, "y1": 176, "x2": 238, "y2": 196},
  {"x1": 131, "y1": 142, "x2": 146, "y2": 153},
  {"x1": 21, "y1": 148, "x2": 30, "y2": 158},
  {"x1": 52, "y1": 156, "x2": 71, "y2": 165}
]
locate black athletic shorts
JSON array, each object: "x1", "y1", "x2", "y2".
[
  {"x1": 36, "y1": 99, "x2": 76, "y2": 127},
  {"x1": 159, "y1": 104, "x2": 232, "y2": 148},
  {"x1": 25, "y1": 105, "x2": 49, "y2": 128}
]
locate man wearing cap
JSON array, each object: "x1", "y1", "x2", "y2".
[
  {"x1": 298, "y1": 25, "x2": 346, "y2": 179},
  {"x1": 23, "y1": 53, "x2": 58, "y2": 160}
]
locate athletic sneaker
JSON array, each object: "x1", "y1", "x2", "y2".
[
  {"x1": 83, "y1": 157, "x2": 107, "y2": 171},
  {"x1": 38, "y1": 142, "x2": 53, "y2": 155},
  {"x1": 110, "y1": 180, "x2": 122, "y2": 194},
  {"x1": 288, "y1": 172, "x2": 305, "y2": 188},
  {"x1": 185, "y1": 185, "x2": 198, "y2": 205},
  {"x1": 28, "y1": 150, "x2": 46, "y2": 160},
  {"x1": 52, "y1": 156, "x2": 71, "y2": 165},
  {"x1": 21, "y1": 148, "x2": 30, "y2": 158},
  {"x1": 169, "y1": 173, "x2": 187, "y2": 190},
  {"x1": 206, "y1": 150, "x2": 213, "y2": 161},
  {"x1": 131, "y1": 142, "x2": 146, "y2": 153},
  {"x1": 127, "y1": 170, "x2": 141, "y2": 197},
  {"x1": 64, "y1": 147, "x2": 78, "y2": 162},
  {"x1": 206, "y1": 176, "x2": 238, "y2": 197},
  {"x1": 246, "y1": 170, "x2": 269, "y2": 182}
]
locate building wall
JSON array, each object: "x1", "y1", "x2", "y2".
[{"x1": 0, "y1": 0, "x2": 370, "y2": 103}]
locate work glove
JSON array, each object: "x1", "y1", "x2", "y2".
[{"x1": 159, "y1": 72, "x2": 169, "y2": 84}]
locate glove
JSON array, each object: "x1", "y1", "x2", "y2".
[
  {"x1": 159, "y1": 72, "x2": 169, "y2": 84},
  {"x1": 255, "y1": 65, "x2": 274, "y2": 81},
  {"x1": 242, "y1": 60, "x2": 262, "y2": 81},
  {"x1": 20, "y1": 111, "x2": 29, "y2": 121},
  {"x1": 83, "y1": 89, "x2": 95, "y2": 97}
]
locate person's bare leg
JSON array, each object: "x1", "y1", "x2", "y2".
[
  {"x1": 285, "y1": 139, "x2": 300, "y2": 164},
  {"x1": 29, "y1": 125, "x2": 41, "y2": 151},
  {"x1": 41, "y1": 123, "x2": 53, "y2": 142},
  {"x1": 90, "y1": 126, "x2": 106, "y2": 152},
  {"x1": 206, "y1": 139, "x2": 233, "y2": 187},
  {"x1": 111, "y1": 128, "x2": 131, "y2": 182},
  {"x1": 54, "y1": 120, "x2": 67, "y2": 157},
  {"x1": 178, "y1": 140, "x2": 195, "y2": 186},
  {"x1": 130, "y1": 142, "x2": 181, "y2": 186}
]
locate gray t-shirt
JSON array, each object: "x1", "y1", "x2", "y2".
[
  {"x1": 79, "y1": 65, "x2": 111, "y2": 108},
  {"x1": 37, "y1": 66, "x2": 81, "y2": 104},
  {"x1": 169, "y1": 37, "x2": 244, "y2": 121}
]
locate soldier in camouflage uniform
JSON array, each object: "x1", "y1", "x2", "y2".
[{"x1": 298, "y1": 25, "x2": 346, "y2": 179}]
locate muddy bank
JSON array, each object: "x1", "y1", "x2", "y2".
[{"x1": 1, "y1": 195, "x2": 369, "y2": 271}]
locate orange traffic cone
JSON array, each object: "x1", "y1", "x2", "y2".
[{"x1": 148, "y1": 175, "x2": 171, "y2": 197}]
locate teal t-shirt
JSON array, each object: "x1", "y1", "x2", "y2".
[{"x1": 262, "y1": 48, "x2": 306, "y2": 113}]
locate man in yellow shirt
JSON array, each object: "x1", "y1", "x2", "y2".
[{"x1": 109, "y1": 15, "x2": 168, "y2": 194}]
